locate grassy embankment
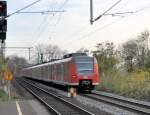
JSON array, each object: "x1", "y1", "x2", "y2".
[{"x1": 97, "y1": 70, "x2": 150, "y2": 100}]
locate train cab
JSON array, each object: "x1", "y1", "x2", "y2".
[{"x1": 67, "y1": 53, "x2": 100, "y2": 91}]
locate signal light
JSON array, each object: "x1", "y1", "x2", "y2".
[
  {"x1": 0, "y1": 19, "x2": 7, "y2": 32},
  {"x1": 0, "y1": 1, "x2": 7, "y2": 17},
  {"x1": 0, "y1": 32, "x2": 6, "y2": 42},
  {"x1": 0, "y1": 1, "x2": 7, "y2": 42},
  {"x1": 72, "y1": 75, "x2": 76, "y2": 78}
]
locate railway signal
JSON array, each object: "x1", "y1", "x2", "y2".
[
  {"x1": 0, "y1": 1, "x2": 7, "y2": 17},
  {"x1": 0, "y1": 1, "x2": 7, "y2": 43},
  {"x1": 0, "y1": 19, "x2": 7, "y2": 31},
  {"x1": 0, "y1": 32, "x2": 6, "y2": 42}
]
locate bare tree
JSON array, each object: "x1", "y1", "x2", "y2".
[
  {"x1": 33, "y1": 44, "x2": 67, "y2": 63},
  {"x1": 76, "y1": 48, "x2": 89, "y2": 55},
  {"x1": 136, "y1": 30, "x2": 150, "y2": 68},
  {"x1": 121, "y1": 40, "x2": 138, "y2": 72},
  {"x1": 121, "y1": 30, "x2": 150, "y2": 71},
  {"x1": 7, "y1": 55, "x2": 29, "y2": 77}
]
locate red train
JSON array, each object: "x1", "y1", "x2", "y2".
[{"x1": 21, "y1": 53, "x2": 99, "y2": 92}]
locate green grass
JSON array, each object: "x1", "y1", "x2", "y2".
[{"x1": 0, "y1": 90, "x2": 9, "y2": 102}]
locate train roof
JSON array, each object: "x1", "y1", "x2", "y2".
[
  {"x1": 23, "y1": 57, "x2": 72, "y2": 70},
  {"x1": 63, "y1": 53, "x2": 87, "y2": 58},
  {"x1": 23, "y1": 53, "x2": 91, "y2": 70}
]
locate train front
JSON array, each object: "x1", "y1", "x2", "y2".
[{"x1": 71, "y1": 56, "x2": 99, "y2": 91}]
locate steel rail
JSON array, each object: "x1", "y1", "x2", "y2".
[
  {"x1": 17, "y1": 78, "x2": 94, "y2": 115},
  {"x1": 16, "y1": 79, "x2": 61, "y2": 115},
  {"x1": 93, "y1": 90, "x2": 150, "y2": 109},
  {"x1": 83, "y1": 91, "x2": 150, "y2": 114}
]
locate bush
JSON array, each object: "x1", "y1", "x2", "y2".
[{"x1": 97, "y1": 69, "x2": 150, "y2": 100}]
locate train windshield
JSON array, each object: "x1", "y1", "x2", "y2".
[{"x1": 75, "y1": 56, "x2": 94, "y2": 76}]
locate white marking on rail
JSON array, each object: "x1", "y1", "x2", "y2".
[{"x1": 16, "y1": 101, "x2": 23, "y2": 115}]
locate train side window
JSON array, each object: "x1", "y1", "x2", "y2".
[
  {"x1": 56, "y1": 64, "x2": 59, "y2": 79},
  {"x1": 50, "y1": 65, "x2": 52, "y2": 79},
  {"x1": 39, "y1": 67, "x2": 41, "y2": 78},
  {"x1": 43, "y1": 66, "x2": 45, "y2": 79},
  {"x1": 47, "y1": 65, "x2": 50, "y2": 79},
  {"x1": 46, "y1": 65, "x2": 48, "y2": 79},
  {"x1": 64, "y1": 62, "x2": 69, "y2": 77},
  {"x1": 64, "y1": 63, "x2": 67, "y2": 76},
  {"x1": 52, "y1": 65, "x2": 54, "y2": 79},
  {"x1": 57, "y1": 64, "x2": 59, "y2": 79},
  {"x1": 61, "y1": 63, "x2": 63, "y2": 80},
  {"x1": 68, "y1": 62, "x2": 70, "y2": 77},
  {"x1": 33, "y1": 68, "x2": 34, "y2": 77},
  {"x1": 37, "y1": 67, "x2": 39, "y2": 77},
  {"x1": 41, "y1": 66, "x2": 43, "y2": 79},
  {"x1": 44, "y1": 66, "x2": 46, "y2": 78},
  {"x1": 43, "y1": 66, "x2": 46, "y2": 79},
  {"x1": 58, "y1": 64, "x2": 61, "y2": 78}
]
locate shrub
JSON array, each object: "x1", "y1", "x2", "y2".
[{"x1": 97, "y1": 69, "x2": 150, "y2": 100}]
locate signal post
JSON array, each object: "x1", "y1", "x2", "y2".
[{"x1": 0, "y1": 1, "x2": 9, "y2": 99}]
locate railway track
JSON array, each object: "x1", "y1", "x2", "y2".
[
  {"x1": 16, "y1": 78, "x2": 95, "y2": 115},
  {"x1": 83, "y1": 91, "x2": 150, "y2": 115}
]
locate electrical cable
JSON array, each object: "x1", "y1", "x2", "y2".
[
  {"x1": 7, "y1": 0, "x2": 41, "y2": 18},
  {"x1": 54, "y1": 0, "x2": 69, "y2": 25},
  {"x1": 31, "y1": 0, "x2": 58, "y2": 46},
  {"x1": 16, "y1": 10, "x2": 65, "y2": 14},
  {"x1": 61, "y1": 17, "x2": 123, "y2": 48},
  {"x1": 61, "y1": 3, "x2": 150, "y2": 49},
  {"x1": 33, "y1": 0, "x2": 69, "y2": 46},
  {"x1": 93, "y1": 0, "x2": 122, "y2": 22}
]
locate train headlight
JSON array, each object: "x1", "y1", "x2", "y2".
[{"x1": 72, "y1": 75, "x2": 76, "y2": 78}]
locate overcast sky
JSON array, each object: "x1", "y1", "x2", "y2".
[{"x1": 5, "y1": 0, "x2": 150, "y2": 59}]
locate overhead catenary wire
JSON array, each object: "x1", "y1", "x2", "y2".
[
  {"x1": 63, "y1": 12, "x2": 134, "y2": 44},
  {"x1": 61, "y1": 0, "x2": 124, "y2": 47},
  {"x1": 7, "y1": 0, "x2": 150, "y2": 58},
  {"x1": 31, "y1": 0, "x2": 60, "y2": 46},
  {"x1": 92, "y1": 0, "x2": 122, "y2": 23},
  {"x1": 7, "y1": 0, "x2": 41, "y2": 18},
  {"x1": 32, "y1": 0, "x2": 69, "y2": 46},
  {"x1": 61, "y1": 3, "x2": 150, "y2": 49},
  {"x1": 16, "y1": 10, "x2": 65, "y2": 14},
  {"x1": 54, "y1": 0, "x2": 69, "y2": 25},
  {"x1": 61, "y1": 18, "x2": 123, "y2": 48},
  {"x1": 104, "y1": 11, "x2": 134, "y2": 17},
  {"x1": 1, "y1": 0, "x2": 41, "y2": 59},
  {"x1": 44, "y1": 0, "x2": 70, "y2": 35}
]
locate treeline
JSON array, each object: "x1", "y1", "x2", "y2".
[
  {"x1": 92, "y1": 30, "x2": 150, "y2": 76},
  {"x1": 92, "y1": 30, "x2": 150, "y2": 100},
  {"x1": 0, "y1": 55, "x2": 29, "y2": 79},
  {"x1": 31, "y1": 44, "x2": 67, "y2": 64}
]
